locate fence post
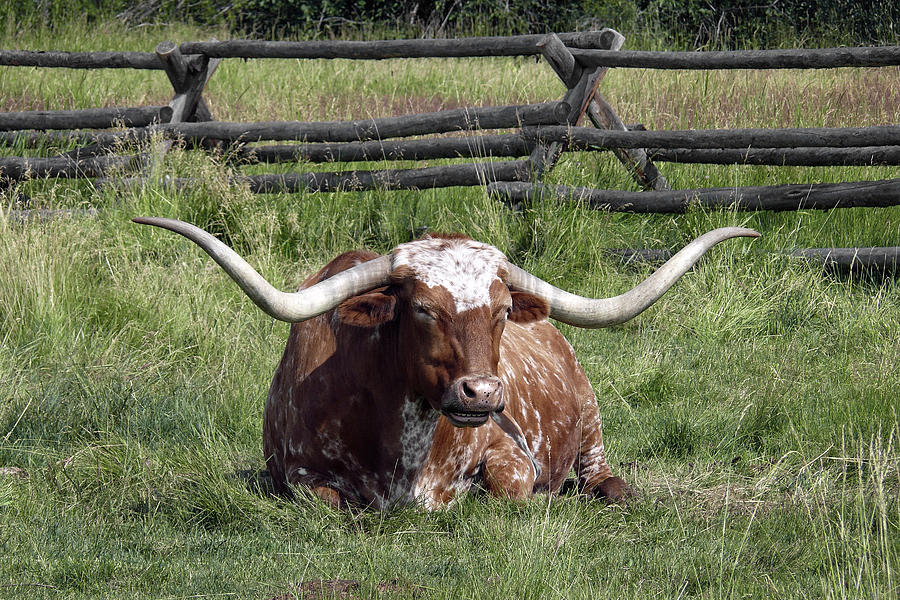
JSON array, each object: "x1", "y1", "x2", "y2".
[
  {"x1": 531, "y1": 31, "x2": 669, "y2": 191},
  {"x1": 529, "y1": 32, "x2": 620, "y2": 177},
  {"x1": 150, "y1": 40, "x2": 222, "y2": 179}
]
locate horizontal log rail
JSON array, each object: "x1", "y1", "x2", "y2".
[
  {"x1": 648, "y1": 146, "x2": 900, "y2": 166},
  {"x1": 166, "y1": 102, "x2": 566, "y2": 143},
  {"x1": 97, "y1": 159, "x2": 531, "y2": 193},
  {"x1": 5, "y1": 208, "x2": 100, "y2": 222},
  {"x1": 569, "y1": 45, "x2": 900, "y2": 70},
  {"x1": 606, "y1": 247, "x2": 900, "y2": 275},
  {"x1": 0, "y1": 104, "x2": 562, "y2": 149},
  {"x1": 789, "y1": 247, "x2": 900, "y2": 274},
  {"x1": 239, "y1": 134, "x2": 535, "y2": 163},
  {"x1": 0, "y1": 130, "x2": 132, "y2": 148},
  {"x1": 0, "y1": 155, "x2": 146, "y2": 179},
  {"x1": 13, "y1": 36, "x2": 894, "y2": 70},
  {"x1": 178, "y1": 31, "x2": 619, "y2": 60},
  {"x1": 525, "y1": 125, "x2": 900, "y2": 150},
  {"x1": 0, "y1": 49, "x2": 163, "y2": 70},
  {"x1": 0, "y1": 106, "x2": 172, "y2": 131},
  {"x1": 487, "y1": 179, "x2": 900, "y2": 213}
]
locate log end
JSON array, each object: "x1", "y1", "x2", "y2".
[{"x1": 155, "y1": 41, "x2": 178, "y2": 56}]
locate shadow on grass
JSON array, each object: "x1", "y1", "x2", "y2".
[{"x1": 235, "y1": 468, "x2": 279, "y2": 498}]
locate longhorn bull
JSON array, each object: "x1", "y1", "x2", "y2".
[{"x1": 135, "y1": 218, "x2": 757, "y2": 509}]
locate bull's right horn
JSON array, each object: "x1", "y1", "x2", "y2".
[
  {"x1": 506, "y1": 227, "x2": 759, "y2": 328},
  {"x1": 133, "y1": 217, "x2": 392, "y2": 322}
]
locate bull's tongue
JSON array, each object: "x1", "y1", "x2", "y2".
[{"x1": 490, "y1": 412, "x2": 542, "y2": 480}]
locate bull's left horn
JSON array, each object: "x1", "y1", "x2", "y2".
[
  {"x1": 505, "y1": 227, "x2": 759, "y2": 328},
  {"x1": 133, "y1": 217, "x2": 392, "y2": 322}
]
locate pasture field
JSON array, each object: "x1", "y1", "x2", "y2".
[{"x1": 1, "y1": 20, "x2": 898, "y2": 599}]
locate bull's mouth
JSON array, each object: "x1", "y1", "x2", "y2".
[{"x1": 442, "y1": 409, "x2": 493, "y2": 427}]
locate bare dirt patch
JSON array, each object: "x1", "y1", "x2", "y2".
[
  {"x1": 0, "y1": 466, "x2": 29, "y2": 479},
  {"x1": 270, "y1": 579, "x2": 423, "y2": 599}
]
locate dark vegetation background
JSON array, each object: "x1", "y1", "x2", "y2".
[{"x1": 3, "y1": 0, "x2": 899, "y2": 47}]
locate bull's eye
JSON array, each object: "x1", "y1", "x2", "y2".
[{"x1": 414, "y1": 305, "x2": 436, "y2": 321}]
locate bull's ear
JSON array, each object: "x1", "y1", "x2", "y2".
[
  {"x1": 337, "y1": 291, "x2": 397, "y2": 327},
  {"x1": 509, "y1": 291, "x2": 549, "y2": 323}
]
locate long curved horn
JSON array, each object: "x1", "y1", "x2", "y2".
[
  {"x1": 505, "y1": 227, "x2": 759, "y2": 328},
  {"x1": 133, "y1": 217, "x2": 392, "y2": 322}
]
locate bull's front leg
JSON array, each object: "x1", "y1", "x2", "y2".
[
  {"x1": 481, "y1": 438, "x2": 537, "y2": 500},
  {"x1": 575, "y1": 400, "x2": 636, "y2": 503}
]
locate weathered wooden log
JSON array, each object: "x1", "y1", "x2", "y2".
[
  {"x1": 649, "y1": 146, "x2": 900, "y2": 166},
  {"x1": 59, "y1": 142, "x2": 110, "y2": 160},
  {"x1": 157, "y1": 42, "x2": 191, "y2": 93},
  {"x1": 1, "y1": 130, "x2": 104, "y2": 148},
  {"x1": 606, "y1": 246, "x2": 900, "y2": 275},
  {"x1": 0, "y1": 106, "x2": 172, "y2": 131},
  {"x1": 158, "y1": 102, "x2": 567, "y2": 143},
  {"x1": 156, "y1": 41, "x2": 221, "y2": 122},
  {"x1": 0, "y1": 104, "x2": 561, "y2": 147},
  {"x1": 0, "y1": 130, "x2": 139, "y2": 148},
  {"x1": 177, "y1": 30, "x2": 622, "y2": 60},
  {"x1": 539, "y1": 33, "x2": 582, "y2": 88},
  {"x1": 240, "y1": 134, "x2": 535, "y2": 163},
  {"x1": 789, "y1": 247, "x2": 900, "y2": 275},
  {"x1": 0, "y1": 155, "x2": 145, "y2": 180},
  {"x1": 0, "y1": 49, "x2": 162, "y2": 70},
  {"x1": 151, "y1": 41, "x2": 222, "y2": 176},
  {"x1": 97, "y1": 160, "x2": 531, "y2": 192},
  {"x1": 569, "y1": 45, "x2": 900, "y2": 70},
  {"x1": 487, "y1": 179, "x2": 900, "y2": 213},
  {"x1": 5, "y1": 208, "x2": 100, "y2": 222},
  {"x1": 525, "y1": 124, "x2": 900, "y2": 150}
]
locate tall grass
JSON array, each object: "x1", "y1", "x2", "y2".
[{"x1": 0, "y1": 19, "x2": 898, "y2": 600}]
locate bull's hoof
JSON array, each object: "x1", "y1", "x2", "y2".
[{"x1": 594, "y1": 476, "x2": 637, "y2": 503}]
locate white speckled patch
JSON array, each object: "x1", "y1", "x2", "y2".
[
  {"x1": 392, "y1": 237, "x2": 506, "y2": 313},
  {"x1": 399, "y1": 396, "x2": 439, "y2": 472}
]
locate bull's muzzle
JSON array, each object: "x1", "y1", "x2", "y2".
[{"x1": 441, "y1": 375, "x2": 504, "y2": 427}]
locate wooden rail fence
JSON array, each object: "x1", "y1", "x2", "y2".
[
  {"x1": 2, "y1": 32, "x2": 899, "y2": 272},
  {"x1": 483, "y1": 37, "x2": 900, "y2": 275},
  {"x1": 0, "y1": 30, "x2": 629, "y2": 193}
]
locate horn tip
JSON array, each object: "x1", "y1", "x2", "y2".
[
  {"x1": 715, "y1": 226, "x2": 761, "y2": 240},
  {"x1": 132, "y1": 216, "x2": 188, "y2": 232},
  {"x1": 132, "y1": 216, "x2": 163, "y2": 226}
]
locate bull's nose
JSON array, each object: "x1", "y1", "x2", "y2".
[
  {"x1": 456, "y1": 375, "x2": 503, "y2": 408},
  {"x1": 442, "y1": 375, "x2": 504, "y2": 427}
]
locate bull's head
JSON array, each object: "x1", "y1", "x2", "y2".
[
  {"x1": 133, "y1": 218, "x2": 758, "y2": 427},
  {"x1": 336, "y1": 234, "x2": 551, "y2": 426}
]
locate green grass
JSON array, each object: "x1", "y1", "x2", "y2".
[{"x1": 1, "y1": 19, "x2": 898, "y2": 600}]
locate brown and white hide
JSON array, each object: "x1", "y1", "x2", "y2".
[{"x1": 262, "y1": 236, "x2": 629, "y2": 510}]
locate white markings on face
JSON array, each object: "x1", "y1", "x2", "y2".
[{"x1": 392, "y1": 237, "x2": 507, "y2": 313}]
